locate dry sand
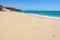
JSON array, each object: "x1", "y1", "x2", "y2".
[{"x1": 0, "y1": 11, "x2": 60, "y2": 40}]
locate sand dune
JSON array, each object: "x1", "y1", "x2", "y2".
[{"x1": 0, "y1": 11, "x2": 60, "y2": 40}]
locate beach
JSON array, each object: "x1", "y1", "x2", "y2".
[{"x1": 0, "y1": 11, "x2": 60, "y2": 40}]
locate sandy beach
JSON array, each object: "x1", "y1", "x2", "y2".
[{"x1": 0, "y1": 11, "x2": 60, "y2": 40}]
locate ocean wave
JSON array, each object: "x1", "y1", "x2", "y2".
[{"x1": 20, "y1": 12, "x2": 60, "y2": 20}]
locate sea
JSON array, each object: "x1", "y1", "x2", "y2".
[{"x1": 16, "y1": 10, "x2": 60, "y2": 20}]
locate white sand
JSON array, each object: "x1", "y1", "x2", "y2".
[{"x1": 0, "y1": 11, "x2": 60, "y2": 40}]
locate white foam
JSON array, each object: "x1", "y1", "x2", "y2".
[{"x1": 18, "y1": 12, "x2": 60, "y2": 20}]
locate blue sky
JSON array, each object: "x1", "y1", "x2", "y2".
[{"x1": 0, "y1": 0, "x2": 60, "y2": 10}]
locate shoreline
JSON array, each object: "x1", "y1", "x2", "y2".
[{"x1": 14, "y1": 11, "x2": 60, "y2": 20}]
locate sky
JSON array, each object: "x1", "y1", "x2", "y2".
[{"x1": 0, "y1": 0, "x2": 60, "y2": 11}]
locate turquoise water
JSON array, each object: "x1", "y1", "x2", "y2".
[
  {"x1": 21, "y1": 11, "x2": 60, "y2": 17},
  {"x1": 16, "y1": 10, "x2": 60, "y2": 19}
]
